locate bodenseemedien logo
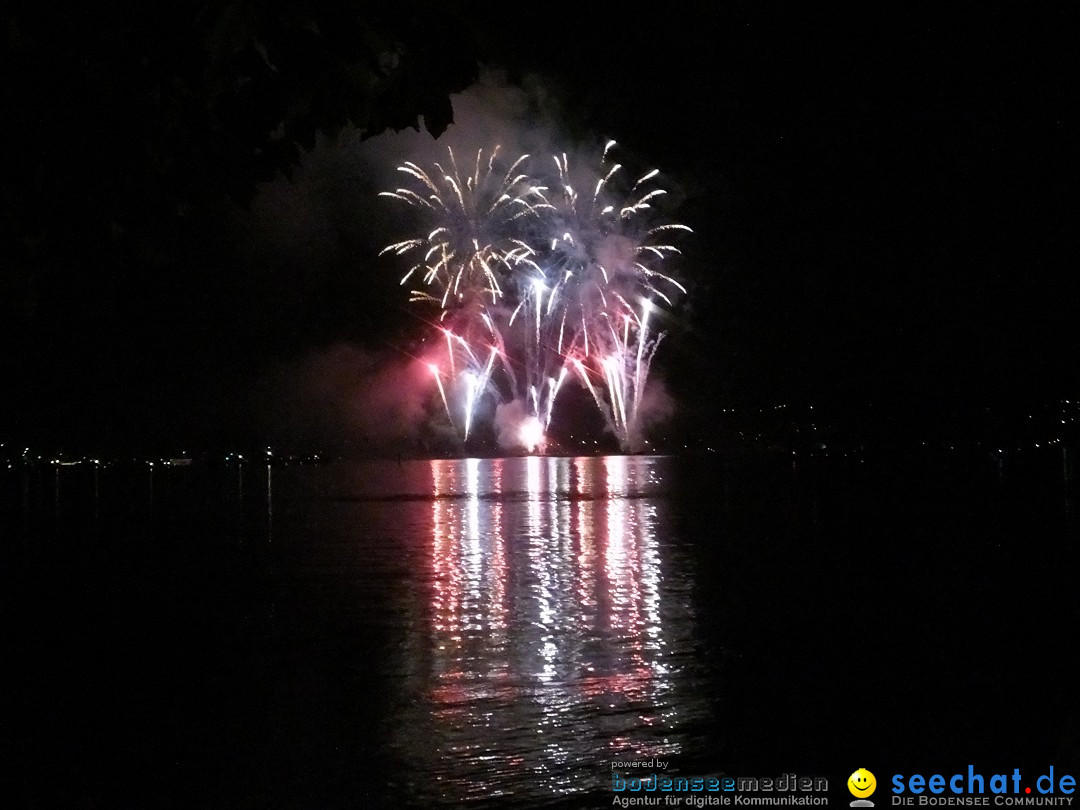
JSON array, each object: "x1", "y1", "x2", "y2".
[
  {"x1": 849, "y1": 768, "x2": 878, "y2": 807},
  {"x1": 609, "y1": 762, "x2": 829, "y2": 806}
]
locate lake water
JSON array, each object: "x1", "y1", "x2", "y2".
[{"x1": 4, "y1": 452, "x2": 1079, "y2": 807}]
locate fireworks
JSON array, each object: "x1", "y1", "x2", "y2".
[{"x1": 380, "y1": 141, "x2": 690, "y2": 452}]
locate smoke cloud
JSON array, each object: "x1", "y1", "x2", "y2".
[
  {"x1": 493, "y1": 399, "x2": 530, "y2": 450},
  {"x1": 261, "y1": 343, "x2": 435, "y2": 452},
  {"x1": 247, "y1": 68, "x2": 685, "y2": 453}
]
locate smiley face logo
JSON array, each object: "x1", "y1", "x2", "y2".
[{"x1": 848, "y1": 768, "x2": 877, "y2": 798}]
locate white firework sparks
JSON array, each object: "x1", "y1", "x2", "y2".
[{"x1": 380, "y1": 141, "x2": 690, "y2": 452}]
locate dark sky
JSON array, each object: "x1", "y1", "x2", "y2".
[
  {"x1": 505, "y1": 4, "x2": 1077, "y2": 411},
  {"x1": 2, "y1": 3, "x2": 1076, "y2": 451}
]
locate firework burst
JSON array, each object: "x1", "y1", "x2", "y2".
[
  {"x1": 380, "y1": 141, "x2": 690, "y2": 452},
  {"x1": 379, "y1": 146, "x2": 545, "y2": 309}
]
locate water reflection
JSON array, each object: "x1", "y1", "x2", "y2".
[
  {"x1": 266, "y1": 463, "x2": 273, "y2": 541},
  {"x1": 401, "y1": 455, "x2": 691, "y2": 803}
]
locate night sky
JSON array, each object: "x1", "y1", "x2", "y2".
[{"x1": 2, "y1": 3, "x2": 1076, "y2": 453}]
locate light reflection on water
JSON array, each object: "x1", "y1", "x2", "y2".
[
  {"x1": 7, "y1": 450, "x2": 1080, "y2": 806},
  {"x1": 394, "y1": 455, "x2": 705, "y2": 805},
  {"x1": 2, "y1": 454, "x2": 713, "y2": 806}
]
